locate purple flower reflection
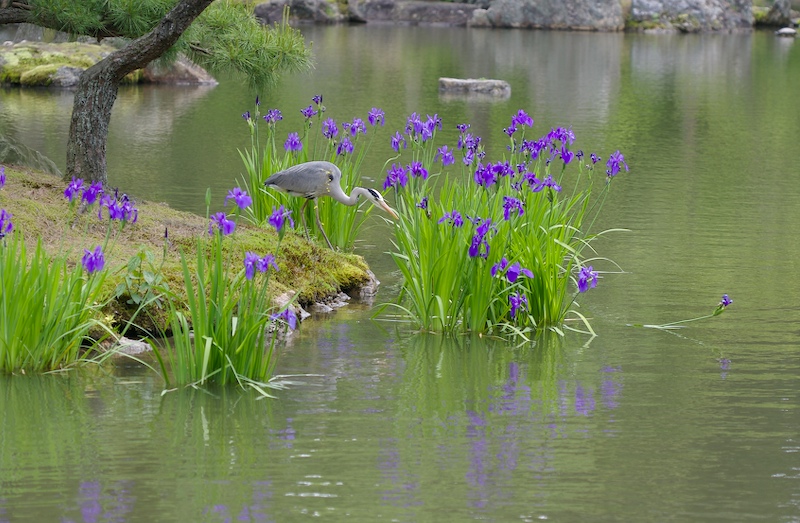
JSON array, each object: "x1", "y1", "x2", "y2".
[
  {"x1": 465, "y1": 410, "x2": 489, "y2": 497},
  {"x1": 574, "y1": 383, "x2": 596, "y2": 416},
  {"x1": 62, "y1": 480, "x2": 134, "y2": 523},
  {"x1": 601, "y1": 367, "x2": 623, "y2": 409},
  {"x1": 277, "y1": 418, "x2": 296, "y2": 441},
  {"x1": 79, "y1": 481, "x2": 101, "y2": 523}
]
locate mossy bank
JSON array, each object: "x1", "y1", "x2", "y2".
[{"x1": 0, "y1": 166, "x2": 374, "y2": 333}]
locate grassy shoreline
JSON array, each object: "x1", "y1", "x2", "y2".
[{"x1": 0, "y1": 165, "x2": 374, "y2": 333}]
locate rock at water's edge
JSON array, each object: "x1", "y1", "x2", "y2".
[{"x1": 439, "y1": 77, "x2": 511, "y2": 98}]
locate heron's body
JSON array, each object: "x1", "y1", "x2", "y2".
[{"x1": 264, "y1": 161, "x2": 398, "y2": 249}]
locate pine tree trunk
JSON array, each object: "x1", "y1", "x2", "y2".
[{"x1": 65, "y1": 0, "x2": 215, "y2": 185}]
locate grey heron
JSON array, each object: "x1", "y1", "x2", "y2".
[{"x1": 264, "y1": 161, "x2": 399, "y2": 249}]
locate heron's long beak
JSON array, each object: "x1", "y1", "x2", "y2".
[{"x1": 379, "y1": 200, "x2": 399, "y2": 219}]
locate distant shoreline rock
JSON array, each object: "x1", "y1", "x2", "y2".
[{"x1": 255, "y1": 0, "x2": 757, "y2": 32}]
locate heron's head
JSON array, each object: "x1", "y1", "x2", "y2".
[{"x1": 365, "y1": 188, "x2": 399, "y2": 219}]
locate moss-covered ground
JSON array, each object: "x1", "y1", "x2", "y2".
[{"x1": 0, "y1": 165, "x2": 372, "y2": 333}]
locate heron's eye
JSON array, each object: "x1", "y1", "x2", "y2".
[{"x1": 327, "y1": 172, "x2": 334, "y2": 182}]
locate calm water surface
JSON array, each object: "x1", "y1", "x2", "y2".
[{"x1": 1, "y1": 26, "x2": 800, "y2": 522}]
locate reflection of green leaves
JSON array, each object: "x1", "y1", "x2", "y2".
[{"x1": 396, "y1": 333, "x2": 567, "y2": 419}]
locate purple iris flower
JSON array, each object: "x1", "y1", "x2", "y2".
[
  {"x1": 491, "y1": 258, "x2": 533, "y2": 282},
  {"x1": 336, "y1": 136, "x2": 354, "y2": 156},
  {"x1": 368, "y1": 107, "x2": 385, "y2": 126},
  {"x1": 457, "y1": 132, "x2": 479, "y2": 151},
  {"x1": 509, "y1": 292, "x2": 528, "y2": 319},
  {"x1": 244, "y1": 251, "x2": 261, "y2": 280},
  {"x1": 491, "y1": 258, "x2": 508, "y2": 277},
  {"x1": 258, "y1": 253, "x2": 279, "y2": 273},
  {"x1": 284, "y1": 132, "x2": 303, "y2": 153},
  {"x1": 107, "y1": 200, "x2": 125, "y2": 220},
  {"x1": 101, "y1": 193, "x2": 138, "y2": 222},
  {"x1": 347, "y1": 118, "x2": 367, "y2": 137},
  {"x1": 255, "y1": 96, "x2": 260, "y2": 106},
  {"x1": 64, "y1": 177, "x2": 84, "y2": 202},
  {"x1": 511, "y1": 109, "x2": 534, "y2": 128},
  {"x1": 456, "y1": 123, "x2": 470, "y2": 133},
  {"x1": 427, "y1": 113, "x2": 443, "y2": 131},
  {"x1": 0, "y1": 209, "x2": 13, "y2": 238},
  {"x1": 312, "y1": 94, "x2": 323, "y2": 106},
  {"x1": 383, "y1": 163, "x2": 408, "y2": 190},
  {"x1": 408, "y1": 161, "x2": 428, "y2": 180},
  {"x1": 435, "y1": 145, "x2": 455, "y2": 166},
  {"x1": 268, "y1": 205, "x2": 294, "y2": 232},
  {"x1": 322, "y1": 118, "x2": 339, "y2": 139},
  {"x1": 81, "y1": 245, "x2": 105, "y2": 274},
  {"x1": 606, "y1": 150, "x2": 629, "y2": 177},
  {"x1": 271, "y1": 308, "x2": 298, "y2": 330},
  {"x1": 121, "y1": 195, "x2": 138, "y2": 223},
  {"x1": 81, "y1": 181, "x2": 103, "y2": 206},
  {"x1": 577, "y1": 265, "x2": 598, "y2": 293},
  {"x1": 242, "y1": 111, "x2": 251, "y2": 121},
  {"x1": 225, "y1": 187, "x2": 252, "y2": 209},
  {"x1": 473, "y1": 163, "x2": 496, "y2": 188},
  {"x1": 468, "y1": 218, "x2": 492, "y2": 258},
  {"x1": 506, "y1": 262, "x2": 534, "y2": 283},
  {"x1": 300, "y1": 105, "x2": 317, "y2": 119},
  {"x1": 541, "y1": 175, "x2": 562, "y2": 192},
  {"x1": 209, "y1": 212, "x2": 236, "y2": 236},
  {"x1": 561, "y1": 145, "x2": 574, "y2": 165},
  {"x1": 0, "y1": 165, "x2": 5, "y2": 188},
  {"x1": 390, "y1": 131, "x2": 407, "y2": 152},
  {"x1": 263, "y1": 109, "x2": 283, "y2": 124},
  {"x1": 416, "y1": 197, "x2": 429, "y2": 210},
  {"x1": 550, "y1": 126, "x2": 575, "y2": 146},
  {"x1": 438, "y1": 210, "x2": 464, "y2": 228},
  {"x1": 469, "y1": 236, "x2": 489, "y2": 258},
  {"x1": 97, "y1": 194, "x2": 113, "y2": 219},
  {"x1": 405, "y1": 112, "x2": 422, "y2": 136},
  {"x1": 503, "y1": 197, "x2": 524, "y2": 221},
  {"x1": 590, "y1": 153, "x2": 601, "y2": 164},
  {"x1": 720, "y1": 294, "x2": 733, "y2": 307},
  {"x1": 244, "y1": 251, "x2": 277, "y2": 280},
  {"x1": 504, "y1": 124, "x2": 517, "y2": 137},
  {"x1": 494, "y1": 161, "x2": 514, "y2": 178}
]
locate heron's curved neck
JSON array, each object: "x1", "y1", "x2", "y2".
[{"x1": 334, "y1": 186, "x2": 370, "y2": 206}]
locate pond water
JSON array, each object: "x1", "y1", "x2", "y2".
[{"x1": 2, "y1": 24, "x2": 800, "y2": 522}]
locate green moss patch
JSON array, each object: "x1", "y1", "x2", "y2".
[{"x1": 0, "y1": 42, "x2": 144, "y2": 86}]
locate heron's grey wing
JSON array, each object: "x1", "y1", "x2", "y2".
[{"x1": 264, "y1": 162, "x2": 332, "y2": 198}]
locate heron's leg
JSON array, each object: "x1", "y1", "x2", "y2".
[
  {"x1": 313, "y1": 201, "x2": 334, "y2": 250},
  {"x1": 299, "y1": 199, "x2": 312, "y2": 241}
]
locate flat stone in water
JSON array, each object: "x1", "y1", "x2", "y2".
[{"x1": 438, "y1": 77, "x2": 511, "y2": 99}]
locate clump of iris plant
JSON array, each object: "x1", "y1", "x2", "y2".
[
  {"x1": 158, "y1": 184, "x2": 298, "y2": 395},
  {"x1": 237, "y1": 94, "x2": 388, "y2": 250},
  {"x1": 0, "y1": 180, "x2": 113, "y2": 374},
  {"x1": 382, "y1": 108, "x2": 630, "y2": 335}
]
